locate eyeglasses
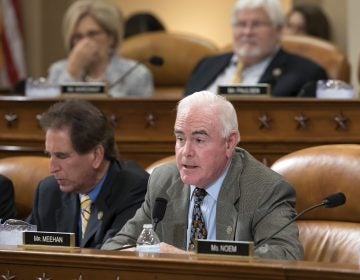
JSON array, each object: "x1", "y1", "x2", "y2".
[
  {"x1": 233, "y1": 20, "x2": 272, "y2": 30},
  {"x1": 72, "y1": 30, "x2": 105, "y2": 43}
]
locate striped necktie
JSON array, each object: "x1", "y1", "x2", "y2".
[
  {"x1": 188, "y1": 187, "x2": 207, "y2": 251},
  {"x1": 80, "y1": 194, "x2": 92, "y2": 239}
]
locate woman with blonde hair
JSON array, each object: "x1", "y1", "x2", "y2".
[{"x1": 48, "y1": 0, "x2": 153, "y2": 97}]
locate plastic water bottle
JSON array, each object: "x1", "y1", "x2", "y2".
[{"x1": 136, "y1": 224, "x2": 160, "y2": 253}]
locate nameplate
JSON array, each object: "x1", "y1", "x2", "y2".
[
  {"x1": 195, "y1": 240, "x2": 254, "y2": 256},
  {"x1": 61, "y1": 82, "x2": 106, "y2": 94},
  {"x1": 23, "y1": 231, "x2": 76, "y2": 247},
  {"x1": 218, "y1": 84, "x2": 270, "y2": 96}
]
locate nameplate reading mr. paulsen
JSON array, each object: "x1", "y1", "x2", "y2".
[
  {"x1": 23, "y1": 231, "x2": 75, "y2": 247},
  {"x1": 218, "y1": 84, "x2": 270, "y2": 96},
  {"x1": 196, "y1": 240, "x2": 254, "y2": 256}
]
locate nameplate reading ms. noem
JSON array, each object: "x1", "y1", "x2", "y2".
[
  {"x1": 23, "y1": 231, "x2": 75, "y2": 247},
  {"x1": 61, "y1": 82, "x2": 106, "y2": 94},
  {"x1": 196, "y1": 240, "x2": 254, "y2": 256},
  {"x1": 218, "y1": 84, "x2": 270, "y2": 96}
]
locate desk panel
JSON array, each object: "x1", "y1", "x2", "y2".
[
  {"x1": 0, "y1": 245, "x2": 359, "y2": 280},
  {"x1": 0, "y1": 96, "x2": 359, "y2": 167}
]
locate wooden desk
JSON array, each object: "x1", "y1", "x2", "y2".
[
  {"x1": 0, "y1": 96, "x2": 359, "y2": 167},
  {"x1": 0, "y1": 245, "x2": 359, "y2": 280}
]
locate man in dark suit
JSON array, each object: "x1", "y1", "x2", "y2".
[
  {"x1": 184, "y1": 0, "x2": 327, "y2": 97},
  {"x1": 0, "y1": 174, "x2": 16, "y2": 221},
  {"x1": 27, "y1": 100, "x2": 149, "y2": 248},
  {"x1": 102, "y1": 91, "x2": 304, "y2": 260}
]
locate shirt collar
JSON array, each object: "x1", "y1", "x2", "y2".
[
  {"x1": 190, "y1": 160, "x2": 232, "y2": 201},
  {"x1": 79, "y1": 169, "x2": 108, "y2": 203}
]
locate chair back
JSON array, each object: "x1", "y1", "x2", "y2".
[
  {"x1": 0, "y1": 156, "x2": 50, "y2": 219},
  {"x1": 271, "y1": 144, "x2": 360, "y2": 264},
  {"x1": 119, "y1": 32, "x2": 218, "y2": 88},
  {"x1": 282, "y1": 35, "x2": 350, "y2": 82},
  {"x1": 146, "y1": 155, "x2": 175, "y2": 174}
]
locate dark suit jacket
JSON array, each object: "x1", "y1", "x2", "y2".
[
  {"x1": 0, "y1": 174, "x2": 16, "y2": 221},
  {"x1": 102, "y1": 148, "x2": 304, "y2": 260},
  {"x1": 27, "y1": 160, "x2": 149, "y2": 248},
  {"x1": 184, "y1": 49, "x2": 327, "y2": 97}
]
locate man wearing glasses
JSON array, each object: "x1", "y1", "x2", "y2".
[{"x1": 184, "y1": 0, "x2": 327, "y2": 97}]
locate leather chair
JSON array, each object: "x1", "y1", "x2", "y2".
[
  {"x1": 119, "y1": 32, "x2": 218, "y2": 96},
  {"x1": 271, "y1": 144, "x2": 360, "y2": 264},
  {"x1": 281, "y1": 35, "x2": 350, "y2": 82},
  {"x1": 0, "y1": 156, "x2": 50, "y2": 219},
  {"x1": 146, "y1": 155, "x2": 175, "y2": 174}
]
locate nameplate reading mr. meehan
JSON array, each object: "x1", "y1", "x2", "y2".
[
  {"x1": 195, "y1": 240, "x2": 254, "y2": 257},
  {"x1": 23, "y1": 231, "x2": 75, "y2": 247}
]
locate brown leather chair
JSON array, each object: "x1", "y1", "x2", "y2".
[
  {"x1": 271, "y1": 144, "x2": 360, "y2": 264},
  {"x1": 119, "y1": 32, "x2": 218, "y2": 96},
  {"x1": 0, "y1": 156, "x2": 50, "y2": 219},
  {"x1": 282, "y1": 35, "x2": 350, "y2": 82},
  {"x1": 146, "y1": 155, "x2": 175, "y2": 174}
]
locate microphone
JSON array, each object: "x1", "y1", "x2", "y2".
[
  {"x1": 109, "y1": 55, "x2": 164, "y2": 88},
  {"x1": 255, "y1": 192, "x2": 346, "y2": 249},
  {"x1": 152, "y1": 197, "x2": 168, "y2": 231},
  {"x1": 116, "y1": 197, "x2": 168, "y2": 251}
]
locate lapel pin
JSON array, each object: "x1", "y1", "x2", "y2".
[
  {"x1": 226, "y1": 226, "x2": 233, "y2": 235},
  {"x1": 272, "y1": 68, "x2": 282, "y2": 77},
  {"x1": 97, "y1": 211, "x2": 103, "y2": 220}
]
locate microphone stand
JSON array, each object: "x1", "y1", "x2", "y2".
[{"x1": 255, "y1": 202, "x2": 325, "y2": 249}]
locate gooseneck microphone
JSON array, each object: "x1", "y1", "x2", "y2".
[
  {"x1": 255, "y1": 192, "x2": 346, "y2": 249},
  {"x1": 152, "y1": 197, "x2": 168, "y2": 231},
  {"x1": 109, "y1": 55, "x2": 164, "y2": 89}
]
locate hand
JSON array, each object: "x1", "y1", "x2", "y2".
[{"x1": 67, "y1": 38, "x2": 100, "y2": 79}]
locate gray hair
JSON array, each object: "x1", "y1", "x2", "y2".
[
  {"x1": 63, "y1": 0, "x2": 124, "y2": 52},
  {"x1": 231, "y1": 0, "x2": 285, "y2": 28},
  {"x1": 177, "y1": 91, "x2": 240, "y2": 143}
]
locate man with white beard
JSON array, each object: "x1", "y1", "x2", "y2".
[{"x1": 184, "y1": 0, "x2": 327, "y2": 97}]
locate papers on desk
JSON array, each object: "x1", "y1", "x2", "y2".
[
  {"x1": 25, "y1": 78, "x2": 107, "y2": 98},
  {"x1": 0, "y1": 219, "x2": 36, "y2": 245}
]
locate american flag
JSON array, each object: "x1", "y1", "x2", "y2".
[{"x1": 0, "y1": 0, "x2": 26, "y2": 88}]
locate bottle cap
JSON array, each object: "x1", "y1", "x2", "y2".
[{"x1": 143, "y1": 224, "x2": 153, "y2": 229}]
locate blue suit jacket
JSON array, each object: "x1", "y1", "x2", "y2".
[
  {"x1": 184, "y1": 49, "x2": 327, "y2": 97},
  {"x1": 27, "y1": 160, "x2": 149, "y2": 248}
]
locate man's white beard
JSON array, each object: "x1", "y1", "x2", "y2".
[{"x1": 235, "y1": 46, "x2": 262, "y2": 59}]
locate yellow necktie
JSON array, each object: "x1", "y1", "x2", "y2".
[
  {"x1": 80, "y1": 194, "x2": 92, "y2": 239},
  {"x1": 232, "y1": 61, "x2": 243, "y2": 84}
]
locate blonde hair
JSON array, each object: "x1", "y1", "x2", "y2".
[{"x1": 62, "y1": 0, "x2": 124, "y2": 52}]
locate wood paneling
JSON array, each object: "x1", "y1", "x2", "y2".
[
  {"x1": 0, "y1": 245, "x2": 359, "y2": 280},
  {"x1": 0, "y1": 96, "x2": 358, "y2": 168}
]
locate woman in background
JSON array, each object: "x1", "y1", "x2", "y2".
[
  {"x1": 48, "y1": 0, "x2": 153, "y2": 97},
  {"x1": 283, "y1": 5, "x2": 332, "y2": 41}
]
